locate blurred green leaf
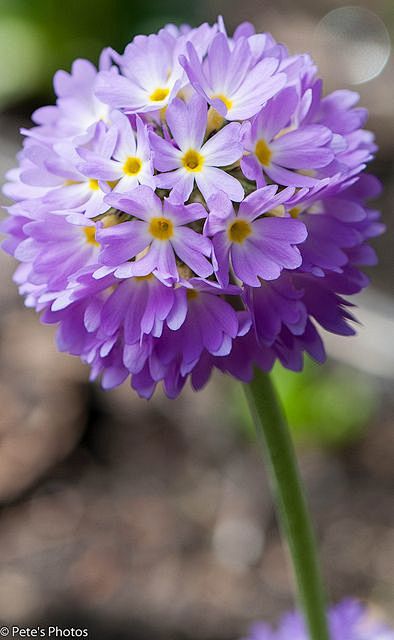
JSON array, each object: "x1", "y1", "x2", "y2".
[
  {"x1": 231, "y1": 358, "x2": 379, "y2": 447},
  {"x1": 0, "y1": 0, "x2": 200, "y2": 105}
]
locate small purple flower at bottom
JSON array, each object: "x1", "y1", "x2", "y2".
[{"x1": 242, "y1": 599, "x2": 394, "y2": 640}]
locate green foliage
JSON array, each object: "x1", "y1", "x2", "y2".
[
  {"x1": 0, "y1": 0, "x2": 199, "y2": 105},
  {"x1": 232, "y1": 359, "x2": 379, "y2": 447}
]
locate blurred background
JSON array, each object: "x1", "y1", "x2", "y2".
[{"x1": 0, "y1": 0, "x2": 393, "y2": 637}]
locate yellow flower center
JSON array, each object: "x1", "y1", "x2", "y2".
[
  {"x1": 297, "y1": 169, "x2": 316, "y2": 178},
  {"x1": 88, "y1": 178, "x2": 100, "y2": 191},
  {"x1": 102, "y1": 213, "x2": 121, "y2": 228},
  {"x1": 211, "y1": 93, "x2": 233, "y2": 111},
  {"x1": 255, "y1": 139, "x2": 272, "y2": 167},
  {"x1": 149, "y1": 216, "x2": 174, "y2": 240},
  {"x1": 135, "y1": 274, "x2": 154, "y2": 282},
  {"x1": 123, "y1": 156, "x2": 142, "y2": 176},
  {"x1": 149, "y1": 87, "x2": 169, "y2": 102},
  {"x1": 159, "y1": 106, "x2": 167, "y2": 122},
  {"x1": 182, "y1": 149, "x2": 204, "y2": 173},
  {"x1": 269, "y1": 205, "x2": 285, "y2": 217},
  {"x1": 228, "y1": 219, "x2": 252, "y2": 244},
  {"x1": 289, "y1": 206, "x2": 303, "y2": 219},
  {"x1": 274, "y1": 125, "x2": 296, "y2": 139},
  {"x1": 186, "y1": 289, "x2": 199, "y2": 300},
  {"x1": 83, "y1": 226, "x2": 99, "y2": 246},
  {"x1": 206, "y1": 107, "x2": 225, "y2": 135}
]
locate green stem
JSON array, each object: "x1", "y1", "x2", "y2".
[{"x1": 244, "y1": 369, "x2": 330, "y2": 640}]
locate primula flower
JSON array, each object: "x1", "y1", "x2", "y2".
[
  {"x1": 243, "y1": 599, "x2": 394, "y2": 640},
  {"x1": 155, "y1": 279, "x2": 242, "y2": 371},
  {"x1": 16, "y1": 122, "x2": 115, "y2": 218},
  {"x1": 96, "y1": 185, "x2": 212, "y2": 281},
  {"x1": 180, "y1": 32, "x2": 287, "y2": 120},
  {"x1": 14, "y1": 212, "x2": 100, "y2": 291},
  {"x1": 206, "y1": 186, "x2": 307, "y2": 286},
  {"x1": 77, "y1": 112, "x2": 155, "y2": 193},
  {"x1": 96, "y1": 24, "x2": 215, "y2": 114},
  {"x1": 23, "y1": 56, "x2": 111, "y2": 143},
  {"x1": 96, "y1": 30, "x2": 185, "y2": 114},
  {"x1": 241, "y1": 87, "x2": 335, "y2": 187},
  {"x1": 151, "y1": 95, "x2": 244, "y2": 201},
  {"x1": 1, "y1": 16, "x2": 383, "y2": 398}
]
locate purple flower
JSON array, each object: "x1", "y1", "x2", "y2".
[
  {"x1": 297, "y1": 83, "x2": 376, "y2": 176},
  {"x1": 151, "y1": 95, "x2": 244, "y2": 201},
  {"x1": 52, "y1": 267, "x2": 178, "y2": 343},
  {"x1": 96, "y1": 185, "x2": 212, "y2": 281},
  {"x1": 242, "y1": 599, "x2": 394, "y2": 640},
  {"x1": 206, "y1": 187, "x2": 307, "y2": 286},
  {"x1": 180, "y1": 32, "x2": 286, "y2": 121},
  {"x1": 77, "y1": 112, "x2": 155, "y2": 192},
  {"x1": 244, "y1": 273, "x2": 307, "y2": 346},
  {"x1": 24, "y1": 57, "x2": 110, "y2": 144},
  {"x1": 156, "y1": 279, "x2": 243, "y2": 373},
  {"x1": 1, "y1": 17, "x2": 384, "y2": 398},
  {"x1": 241, "y1": 87, "x2": 335, "y2": 187},
  {"x1": 16, "y1": 122, "x2": 116, "y2": 218},
  {"x1": 96, "y1": 24, "x2": 216, "y2": 115},
  {"x1": 14, "y1": 212, "x2": 101, "y2": 292},
  {"x1": 96, "y1": 30, "x2": 184, "y2": 114}
]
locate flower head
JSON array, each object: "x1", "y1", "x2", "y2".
[{"x1": 1, "y1": 17, "x2": 383, "y2": 398}]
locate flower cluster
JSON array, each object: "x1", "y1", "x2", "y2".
[
  {"x1": 243, "y1": 599, "x2": 394, "y2": 640},
  {"x1": 1, "y1": 18, "x2": 384, "y2": 398}
]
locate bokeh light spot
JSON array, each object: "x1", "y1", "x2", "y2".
[{"x1": 314, "y1": 7, "x2": 391, "y2": 85}]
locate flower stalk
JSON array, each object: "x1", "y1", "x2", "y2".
[{"x1": 244, "y1": 369, "x2": 330, "y2": 640}]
